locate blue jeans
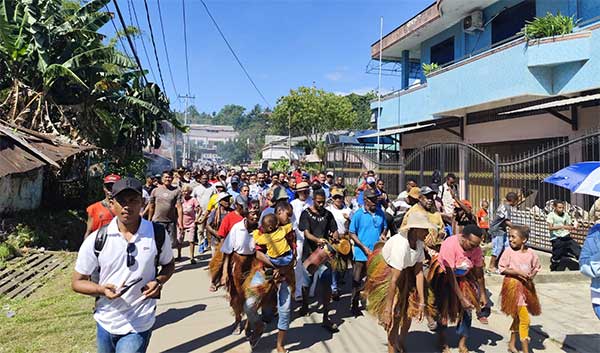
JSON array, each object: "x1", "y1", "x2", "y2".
[
  {"x1": 269, "y1": 251, "x2": 293, "y2": 267},
  {"x1": 331, "y1": 270, "x2": 341, "y2": 293},
  {"x1": 594, "y1": 304, "x2": 600, "y2": 320},
  {"x1": 244, "y1": 271, "x2": 292, "y2": 331},
  {"x1": 96, "y1": 323, "x2": 151, "y2": 353},
  {"x1": 492, "y1": 232, "x2": 508, "y2": 257},
  {"x1": 457, "y1": 310, "x2": 472, "y2": 337}
]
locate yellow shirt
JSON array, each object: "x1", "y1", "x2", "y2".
[
  {"x1": 253, "y1": 223, "x2": 292, "y2": 258},
  {"x1": 206, "y1": 194, "x2": 219, "y2": 213},
  {"x1": 401, "y1": 203, "x2": 446, "y2": 238}
]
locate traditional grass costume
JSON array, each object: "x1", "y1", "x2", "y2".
[{"x1": 363, "y1": 212, "x2": 436, "y2": 337}]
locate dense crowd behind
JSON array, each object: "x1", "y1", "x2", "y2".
[{"x1": 71, "y1": 165, "x2": 600, "y2": 353}]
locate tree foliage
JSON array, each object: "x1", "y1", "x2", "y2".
[
  {"x1": 344, "y1": 91, "x2": 376, "y2": 129},
  {"x1": 0, "y1": 0, "x2": 183, "y2": 160},
  {"x1": 270, "y1": 86, "x2": 359, "y2": 151}
]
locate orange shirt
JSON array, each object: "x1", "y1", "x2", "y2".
[
  {"x1": 86, "y1": 201, "x2": 115, "y2": 233},
  {"x1": 476, "y1": 208, "x2": 490, "y2": 229}
]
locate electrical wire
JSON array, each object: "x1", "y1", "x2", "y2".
[
  {"x1": 110, "y1": 1, "x2": 148, "y2": 84},
  {"x1": 142, "y1": 0, "x2": 167, "y2": 93},
  {"x1": 199, "y1": 0, "x2": 271, "y2": 108},
  {"x1": 156, "y1": 0, "x2": 180, "y2": 98},
  {"x1": 182, "y1": 0, "x2": 191, "y2": 95},
  {"x1": 128, "y1": 0, "x2": 157, "y2": 83}
]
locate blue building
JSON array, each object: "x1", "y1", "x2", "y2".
[{"x1": 370, "y1": 0, "x2": 600, "y2": 156}]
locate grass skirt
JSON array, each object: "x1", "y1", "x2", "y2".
[
  {"x1": 226, "y1": 252, "x2": 254, "y2": 318},
  {"x1": 208, "y1": 240, "x2": 224, "y2": 285},
  {"x1": 363, "y1": 248, "x2": 435, "y2": 332},
  {"x1": 243, "y1": 259, "x2": 295, "y2": 310},
  {"x1": 500, "y1": 276, "x2": 541, "y2": 317},
  {"x1": 427, "y1": 255, "x2": 481, "y2": 323}
]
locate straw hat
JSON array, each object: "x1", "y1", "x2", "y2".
[{"x1": 399, "y1": 211, "x2": 436, "y2": 236}]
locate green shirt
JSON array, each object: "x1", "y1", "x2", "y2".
[{"x1": 546, "y1": 211, "x2": 572, "y2": 240}]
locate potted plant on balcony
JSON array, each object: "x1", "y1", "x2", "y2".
[
  {"x1": 521, "y1": 12, "x2": 577, "y2": 42},
  {"x1": 422, "y1": 62, "x2": 440, "y2": 76}
]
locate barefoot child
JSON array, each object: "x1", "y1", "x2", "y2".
[{"x1": 499, "y1": 225, "x2": 541, "y2": 353}]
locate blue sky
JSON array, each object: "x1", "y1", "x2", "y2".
[{"x1": 106, "y1": 0, "x2": 432, "y2": 113}]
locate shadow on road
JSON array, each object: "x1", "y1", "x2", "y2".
[
  {"x1": 163, "y1": 323, "x2": 242, "y2": 352},
  {"x1": 562, "y1": 333, "x2": 600, "y2": 353},
  {"x1": 174, "y1": 253, "x2": 212, "y2": 274},
  {"x1": 154, "y1": 303, "x2": 207, "y2": 330}
]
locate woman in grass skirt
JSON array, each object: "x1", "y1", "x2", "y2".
[
  {"x1": 427, "y1": 225, "x2": 487, "y2": 353},
  {"x1": 363, "y1": 211, "x2": 436, "y2": 353}
]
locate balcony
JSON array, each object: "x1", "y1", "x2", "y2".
[{"x1": 374, "y1": 28, "x2": 597, "y2": 130}]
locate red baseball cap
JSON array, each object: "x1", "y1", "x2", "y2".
[{"x1": 103, "y1": 174, "x2": 121, "y2": 184}]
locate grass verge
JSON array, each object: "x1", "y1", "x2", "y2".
[{"x1": 0, "y1": 252, "x2": 95, "y2": 353}]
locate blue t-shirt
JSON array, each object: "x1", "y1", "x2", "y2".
[{"x1": 349, "y1": 207, "x2": 387, "y2": 262}]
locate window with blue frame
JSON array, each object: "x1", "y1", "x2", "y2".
[
  {"x1": 492, "y1": 0, "x2": 536, "y2": 44},
  {"x1": 430, "y1": 37, "x2": 454, "y2": 65}
]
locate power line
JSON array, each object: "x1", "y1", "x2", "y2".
[
  {"x1": 182, "y1": 0, "x2": 191, "y2": 95},
  {"x1": 128, "y1": 0, "x2": 157, "y2": 83},
  {"x1": 156, "y1": 0, "x2": 179, "y2": 98},
  {"x1": 111, "y1": 0, "x2": 148, "y2": 84},
  {"x1": 105, "y1": 4, "x2": 132, "y2": 59},
  {"x1": 199, "y1": 0, "x2": 271, "y2": 108},
  {"x1": 142, "y1": 0, "x2": 167, "y2": 93},
  {"x1": 126, "y1": 0, "x2": 136, "y2": 53}
]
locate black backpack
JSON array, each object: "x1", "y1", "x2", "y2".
[{"x1": 93, "y1": 222, "x2": 166, "y2": 277}]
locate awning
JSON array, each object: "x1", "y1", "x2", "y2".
[
  {"x1": 358, "y1": 123, "x2": 435, "y2": 139},
  {"x1": 499, "y1": 93, "x2": 600, "y2": 115}
]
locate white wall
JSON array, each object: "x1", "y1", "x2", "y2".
[{"x1": 0, "y1": 168, "x2": 44, "y2": 214}]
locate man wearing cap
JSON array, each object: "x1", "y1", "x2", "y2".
[
  {"x1": 326, "y1": 187, "x2": 352, "y2": 301},
  {"x1": 259, "y1": 187, "x2": 289, "y2": 224},
  {"x1": 348, "y1": 188, "x2": 388, "y2": 316},
  {"x1": 325, "y1": 171, "x2": 334, "y2": 187},
  {"x1": 357, "y1": 176, "x2": 381, "y2": 208},
  {"x1": 290, "y1": 182, "x2": 313, "y2": 300},
  {"x1": 402, "y1": 187, "x2": 446, "y2": 254},
  {"x1": 228, "y1": 175, "x2": 242, "y2": 200},
  {"x1": 148, "y1": 171, "x2": 184, "y2": 260},
  {"x1": 218, "y1": 195, "x2": 248, "y2": 240},
  {"x1": 84, "y1": 174, "x2": 121, "y2": 238},
  {"x1": 72, "y1": 178, "x2": 175, "y2": 353}
]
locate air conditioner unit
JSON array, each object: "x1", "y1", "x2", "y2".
[{"x1": 464, "y1": 10, "x2": 484, "y2": 32}]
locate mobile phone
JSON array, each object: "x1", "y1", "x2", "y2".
[{"x1": 119, "y1": 277, "x2": 143, "y2": 295}]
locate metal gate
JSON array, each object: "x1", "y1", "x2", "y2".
[{"x1": 328, "y1": 130, "x2": 600, "y2": 252}]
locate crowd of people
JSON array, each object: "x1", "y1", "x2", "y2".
[{"x1": 71, "y1": 166, "x2": 600, "y2": 353}]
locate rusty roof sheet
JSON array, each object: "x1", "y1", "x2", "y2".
[{"x1": 0, "y1": 122, "x2": 94, "y2": 178}]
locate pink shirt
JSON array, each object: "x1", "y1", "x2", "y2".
[
  {"x1": 182, "y1": 197, "x2": 199, "y2": 229},
  {"x1": 437, "y1": 235, "x2": 483, "y2": 273},
  {"x1": 499, "y1": 247, "x2": 541, "y2": 305}
]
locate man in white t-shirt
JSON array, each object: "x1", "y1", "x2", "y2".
[
  {"x1": 290, "y1": 181, "x2": 313, "y2": 300},
  {"x1": 72, "y1": 178, "x2": 174, "y2": 353},
  {"x1": 192, "y1": 173, "x2": 215, "y2": 251},
  {"x1": 326, "y1": 187, "x2": 352, "y2": 300}
]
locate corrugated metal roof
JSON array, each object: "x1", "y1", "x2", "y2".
[
  {"x1": 500, "y1": 93, "x2": 600, "y2": 115},
  {"x1": 358, "y1": 123, "x2": 435, "y2": 139},
  {"x1": 0, "y1": 121, "x2": 94, "y2": 178}
]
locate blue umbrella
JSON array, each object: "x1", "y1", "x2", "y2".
[{"x1": 543, "y1": 161, "x2": 600, "y2": 196}]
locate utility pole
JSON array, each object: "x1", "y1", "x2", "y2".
[
  {"x1": 288, "y1": 112, "x2": 292, "y2": 167},
  {"x1": 178, "y1": 94, "x2": 195, "y2": 168}
]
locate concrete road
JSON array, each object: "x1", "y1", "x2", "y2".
[{"x1": 148, "y1": 253, "x2": 566, "y2": 353}]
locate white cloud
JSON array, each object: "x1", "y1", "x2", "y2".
[
  {"x1": 334, "y1": 87, "x2": 389, "y2": 96},
  {"x1": 325, "y1": 72, "x2": 344, "y2": 81}
]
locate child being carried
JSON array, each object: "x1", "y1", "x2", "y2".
[{"x1": 253, "y1": 214, "x2": 294, "y2": 268}]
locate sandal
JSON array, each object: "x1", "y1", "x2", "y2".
[
  {"x1": 322, "y1": 318, "x2": 339, "y2": 333},
  {"x1": 458, "y1": 347, "x2": 470, "y2": 353},
  {"x1": 231, "y1": 321, "x2": 243, "y2": 335},
  {"x1": 209, "y1": 284, "x2": 217, "y2": 292},
  {"x1": 248, "y1": 324, "x2": 264, "y2": 348},
  {"x1": 440, "y1": 345, "x2": 451, "y2": 353}
]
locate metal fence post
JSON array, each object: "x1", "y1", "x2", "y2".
[
  {"x1": 493, "y1": 153, "x2": 500, "y2": 214},
  {"x1": 419, "y1": 151, "x2": 424, "y2": 186}
]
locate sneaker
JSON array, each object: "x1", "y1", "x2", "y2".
[{"x1": 331, "y1": 290, "x2": 340, "y2": 301}]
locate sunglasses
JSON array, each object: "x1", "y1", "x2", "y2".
[{"x1": 126, "y1": 243, "x2": 136, "y2": 267}]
